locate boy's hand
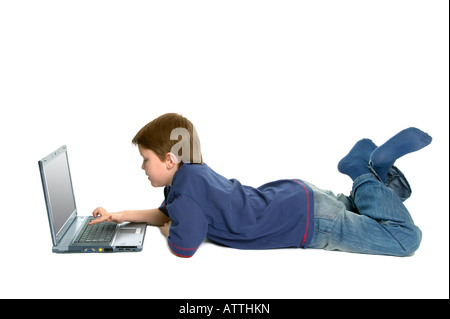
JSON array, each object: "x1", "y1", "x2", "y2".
[
  {"x1": 89, "y1": 207, "x2": 124, "y2": 225},
  {"x1": 160, "y1": 221, "x2": 172, "y2": 237}
]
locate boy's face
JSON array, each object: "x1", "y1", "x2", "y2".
[{"x1": 138, "y1": 145, "x2": 177, "y2": 187}]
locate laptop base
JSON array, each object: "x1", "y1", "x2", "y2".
[{"x1": 52, "y1": 216, "x2": 146, "y2": 253}]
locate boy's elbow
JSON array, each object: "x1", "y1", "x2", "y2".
[
  {"x1": 169, "y1": 247, "x2": 194, "y2": 258},
  {"x1": 168, "y1": 239, "x2": 198, "y2": 258}
]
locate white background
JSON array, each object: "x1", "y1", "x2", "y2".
[{"x1": 1, "y1": 1, "x2": 448, "y2": 299}]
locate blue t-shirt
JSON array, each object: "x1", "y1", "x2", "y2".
[{"x1": 159, "y1": 163, "x2": 314, "y2": 257}]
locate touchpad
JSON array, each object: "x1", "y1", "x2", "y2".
[{"x1": 120, "y1": 227, "x2": 140, "y2": 234}]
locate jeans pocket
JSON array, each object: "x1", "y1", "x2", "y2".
[
  {"x1": 305, "y1": 181, "x2": 347, "y2": 249},
  {"x1": 313, "y1": 191, "x2": 343, "y2": 220},
  {"x1": 312, "y1": 190, "x2": 345, "y2": 245}
]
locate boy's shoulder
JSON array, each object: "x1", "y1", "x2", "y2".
[
  {"x1": 172, "y1": 163, "x2": 213, "y2": 190},
  {"x1": 171, "y1": 163, "x2": 232, "y2": 196},
  {"x1": 176, "y1": 162, "x2": 209, "y2": 178}
]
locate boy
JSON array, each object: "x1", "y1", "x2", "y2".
[{"x1": 90, "y1": 113, "x2": 432, "y2": 257}]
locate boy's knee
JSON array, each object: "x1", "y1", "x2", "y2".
[{"x1": 401, "y1": 226, "x2": 422, "y2": 256}]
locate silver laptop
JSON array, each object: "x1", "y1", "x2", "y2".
[{"x1": 39, "y1": 145, "x2": 147, "y2": 253}]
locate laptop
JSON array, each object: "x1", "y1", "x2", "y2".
[{"x1": 39, "y1": 145, "x2": 147, "y2": 253}]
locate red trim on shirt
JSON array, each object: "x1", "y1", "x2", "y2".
[
  {"x1": 168, "y1": 240, "x2": 198, "y2": 257},
  {"x1": 293, "y1": 179, "x2": 310, "y2": 247},
  {"x1": 169, "y1": 241, "x2": 199, "y2": 251},
  {"x1": 169, "y1": 247, "x2": 193, "y2": 258}
]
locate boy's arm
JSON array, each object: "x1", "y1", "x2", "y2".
[
  {"x1": 122, "y1": 208, "x2": 171, "y2": 226},
  {"x1": 164, "y1": 195, "x2": 208, "y2": 258},
  {"x1": 90, "y1": 207, "x2": 171, "y2": 226}
]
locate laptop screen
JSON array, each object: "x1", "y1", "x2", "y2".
[{"x1": 41, "y1": 149, "x2": 76, "y2": 237}]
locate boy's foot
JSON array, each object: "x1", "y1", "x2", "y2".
[
  {"x1": 338, "y1": 139, "x2": 377, "y2": 181},
  {"x1": 369, "y1": 127, "x2": 432, "y2": 182}
]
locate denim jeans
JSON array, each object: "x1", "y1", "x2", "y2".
[{"x1": 307, "y1": 174, "x2": 422, "y2": 256}]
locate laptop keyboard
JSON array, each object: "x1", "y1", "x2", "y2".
[{"x1": 74, "y1": 218, "x2": 117, "y2": 243}]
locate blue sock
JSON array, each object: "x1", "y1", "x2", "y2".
[
  {"x1": 338, "y1": 139, "x2": 377, "y2": 181},
  {"x1": 370, "y1": 127, "x2": 432, "y2": 182}
]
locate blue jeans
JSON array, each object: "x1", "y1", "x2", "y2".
[{"x1": 307, "y1": 174, "x2": 422, "y2": 256}]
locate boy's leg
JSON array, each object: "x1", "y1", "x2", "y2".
[
  {"x1": 348, "y1": 174, "x2": 422, "y2": 256},
  {"x1": 338, "y1": 128, "x2": 431, "y2": 200},
  {"x1": 309, "y1": 174, "x2": 421, "y2": 256},
  {"x1": 311, "y1": 128, "x2": 429, "y2": 255},
  {"x1": 384, "y1": 165, "x2": 412, "y2": 202}
]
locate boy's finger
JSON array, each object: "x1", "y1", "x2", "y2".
[
  {"x1": 92, "y1": 210, "x2": 100, "y2": 218},
  {"x1": 89, "y1": 217, "x2": 105, "y2": 225}
]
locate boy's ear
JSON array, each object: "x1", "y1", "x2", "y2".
[{"x1": 166, "y1": 152, "x2": 179, "y2": 169}]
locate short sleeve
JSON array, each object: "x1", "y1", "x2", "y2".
[
  {"x1": 166, "y1": 194, "x2": 208, "y2": 258},
  {"x1": 158, "y1": 200, "x2": 168, "y2": 216},
  {"x1": 158, "y1": 186, "x2": 170, "y2": 216}
]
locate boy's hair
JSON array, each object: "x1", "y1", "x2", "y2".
[{"x1": 132, "y1": 113, "x2": 203, "y2": 166}]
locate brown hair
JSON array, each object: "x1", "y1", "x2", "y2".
[{"x1": 132, "y1": 113, "x2": 203, "y2": 166}]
